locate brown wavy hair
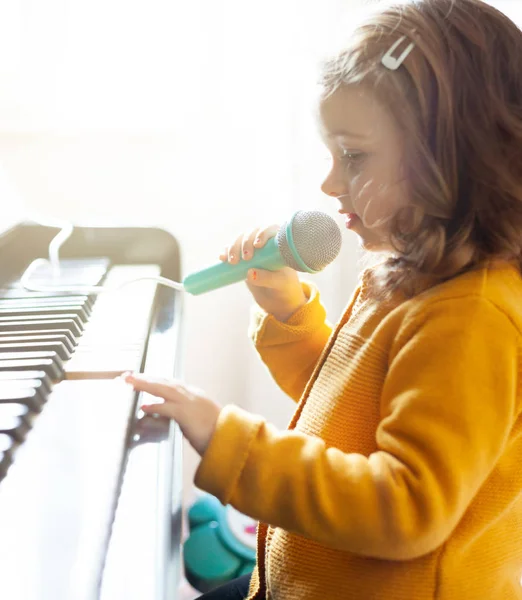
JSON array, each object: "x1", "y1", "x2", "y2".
[{"x1": 320, "y1": 0, "x2": 522, "y2": 298}]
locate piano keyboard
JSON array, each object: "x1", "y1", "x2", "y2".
[
  {"x1": 0, "y1": 252, "x2": 184, "y2": 600},
  {"x1": 0, "y1": 220, "x2": 184, "y2": 600},
  {"x1": 0, "y1": 260, "x2": 160, "y2": 381}
]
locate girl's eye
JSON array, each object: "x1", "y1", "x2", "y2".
[{"x1": 340, "y1": 150, "x2": 367, "y2": 163}]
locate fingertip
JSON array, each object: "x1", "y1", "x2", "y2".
[
  {"x1": 141, "y1": 403, "x2": 161, "y2": 413},
  {"x1": 141, "y1": 402, "x2": 169, "y2": 418}
]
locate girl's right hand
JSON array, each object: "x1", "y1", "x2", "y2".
[{"x1": 219, "y1": 224, "x2": 308, "y2": 322}]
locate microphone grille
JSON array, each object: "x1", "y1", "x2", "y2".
[{"x1": 276, "y1": 210, "x2": 342, "y2": 272}]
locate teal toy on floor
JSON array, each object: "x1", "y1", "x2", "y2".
[{"x1": 183, "y1": 492, "x2": 257, "y2": 593}]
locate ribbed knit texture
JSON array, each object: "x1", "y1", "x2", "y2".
[{"x1": 195, "y1": 262, "x2": 522, "y2": 599}]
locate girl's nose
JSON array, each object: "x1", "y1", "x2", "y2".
[{"x1": 321, "y1": 171, "x2": 349, "y2": 199}]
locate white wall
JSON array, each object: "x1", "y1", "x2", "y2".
[{"x1": 0, "y1": 0, "x2": 364, "y2": 499}]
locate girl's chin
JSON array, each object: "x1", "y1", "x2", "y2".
[{"x1": 352, "y1": 230, "x2": 390, "y2": 252}]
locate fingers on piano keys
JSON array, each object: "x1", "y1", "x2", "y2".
[{"x1": 0, "y1": 260, "x2": 160, "y2": 482}]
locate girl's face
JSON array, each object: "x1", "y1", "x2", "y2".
[{"x1": 318, "y1": 84, "x2": 409, "y2": 251}]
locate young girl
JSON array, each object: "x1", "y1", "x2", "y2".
[{"x1": 124, "y1": 0, "x2": 522, "y2": 597}]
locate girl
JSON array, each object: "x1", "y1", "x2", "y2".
[{"x1": 124, "y1": 0, "x2": 522, "y2": 598}]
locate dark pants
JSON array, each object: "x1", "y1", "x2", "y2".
[{"x1": 197, "y1": 574, "x2": 252, "y2": 599}]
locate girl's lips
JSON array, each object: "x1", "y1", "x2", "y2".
[{"x1": 344, "y1": 213, "x2": 360, "y2": 229}]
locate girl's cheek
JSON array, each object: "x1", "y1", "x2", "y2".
[
  {"x1": 355, "y1": 181, "x2": 400, "y2": 229},
  {"x1": 352, "y1": 178, "x2": 374, "y2": 215}
]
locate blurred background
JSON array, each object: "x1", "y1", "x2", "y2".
[{"x1": 0, "y1": 0, "x2": 519, "y2": 518}]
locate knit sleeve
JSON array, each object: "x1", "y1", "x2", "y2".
[
  {"x1": 195, "y1": 295, "x2": 520, "y2": 560},
  {"x1": 247, "y1": 281, "x2": 333, "y2": 402}
]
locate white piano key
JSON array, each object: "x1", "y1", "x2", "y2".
[{"x1": 65, "y1": 265, "x2": 160, "y2": 379}]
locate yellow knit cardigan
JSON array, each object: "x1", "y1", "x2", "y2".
[{"x1": 195, "y1": 262, "x2": 522, "y2": 599}]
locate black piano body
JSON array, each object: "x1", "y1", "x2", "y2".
[{"x1": 0, "y1": 220, "x2": 184, "y2": 600}]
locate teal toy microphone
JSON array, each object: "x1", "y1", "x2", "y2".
[{"x1": 182, "y1": 210, "x2": 342, "y2": 295}]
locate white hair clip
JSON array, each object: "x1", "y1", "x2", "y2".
[{"x1": 381, "y1": 36, "x2": 415, "y2": 71}]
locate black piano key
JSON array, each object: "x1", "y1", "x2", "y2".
[
  {"x1": 0, "y1": 370, "x2": 53, "y2": 394},
  {"x1": 0, "y1": 386, "x2": 47, "y2": 412},
  {"x1": 0, "y1": 329, "x2": 77, "y2": 347},
  {"x1": 0, "y1": 313, "x2": 84, "y2": 332},
  {"x1": 0, "y1": 334, "x2": 74, "y2": 353},
  {"x1": 0, "y1": 433, "x2": 14, "y2": 480},
  {"x1": 0, "y1": 319, "x2": 82, "y2": 337},
  {"x1": 0, "y1": 341, "x2": 71, "y2": 361},
  {"x1": 0, "y1": 358, "x2": 63, "y2": 381},
  {"x1": 0, "y1": 305, "x2": 89, "y2": 324}
]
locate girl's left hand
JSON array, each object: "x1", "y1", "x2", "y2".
[{"x1": 123, "y1": 372, "x2": 222, "y2": 456}]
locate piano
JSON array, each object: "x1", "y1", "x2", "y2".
[{"x1": 0, "y1": 219, "x2": 184, "y2": 600}]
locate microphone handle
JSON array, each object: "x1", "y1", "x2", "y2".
[{"x1": 183, "y1": 237, "x2": 286, "y2": 295}]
